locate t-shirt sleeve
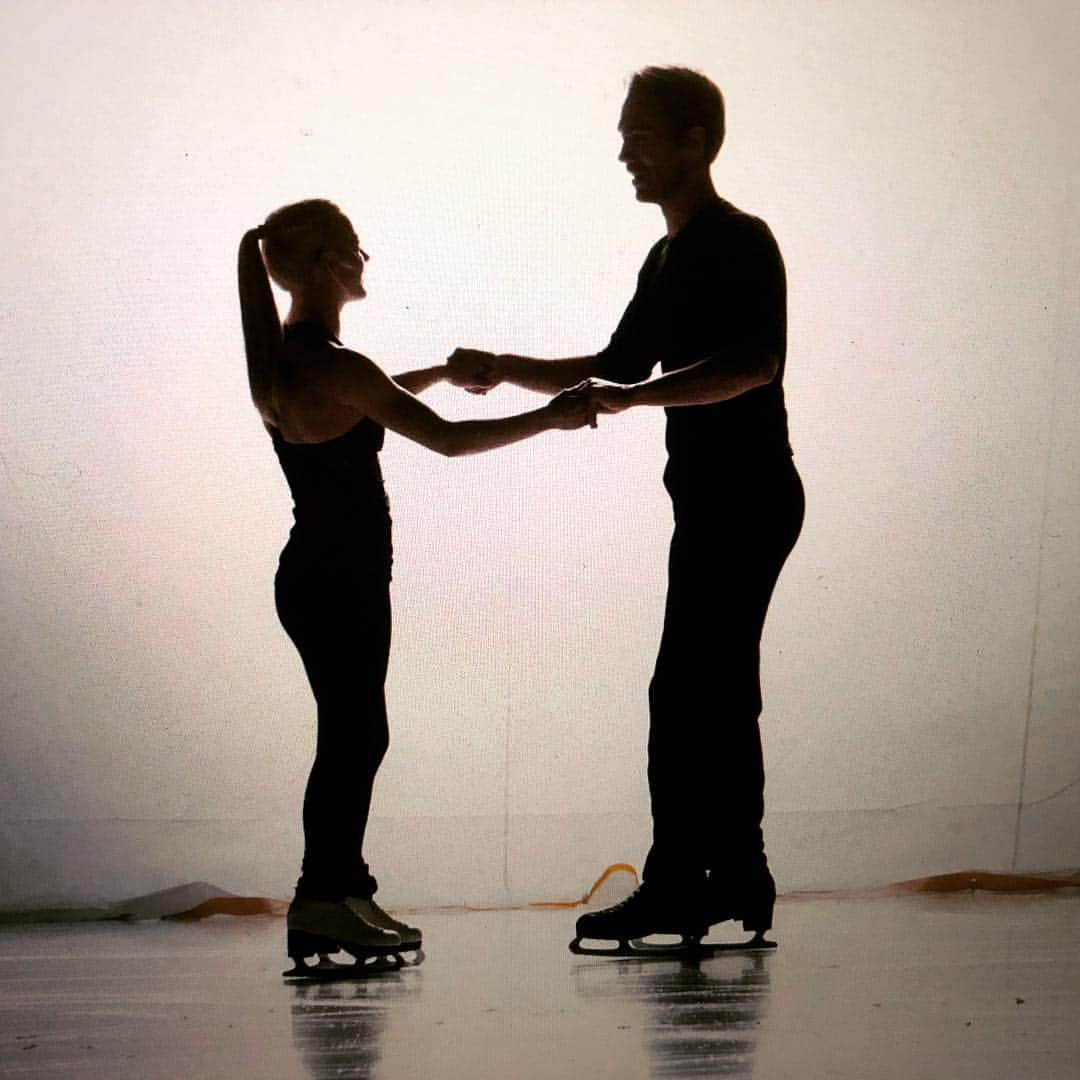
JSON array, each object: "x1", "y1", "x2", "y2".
[
  {"x1": 594, "y1": 242, "x2": 666, "y2": 384},
  {"x1": 594, "y1": 313, "x2": 655, "y2": 384},
  {"x1": 711, "y1": 216, "x2": 786, "y2": 356}
]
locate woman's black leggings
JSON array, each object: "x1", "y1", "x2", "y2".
[{"x1": 275, "y1": 550, "x2": 391, "y2": 901}]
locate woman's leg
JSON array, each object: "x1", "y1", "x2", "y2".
[{"x1": 276, "y1": 562, "x2": 391, "y2": 901}]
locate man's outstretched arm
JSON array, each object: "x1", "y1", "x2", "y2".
[
  {"x1": 447, "y1": 349, "x2": 605, "y2": 396},
  {"x1": 587, "y1": 348, "x2": 779, "y2": 413}
]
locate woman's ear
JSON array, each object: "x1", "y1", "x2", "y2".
[{"x1": 315, "y1": 248, "x2": 347, "y2": 287}]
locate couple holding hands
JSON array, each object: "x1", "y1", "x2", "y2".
[{"x1": 237, "y1": 66, "x2": 804, "y2": 976}]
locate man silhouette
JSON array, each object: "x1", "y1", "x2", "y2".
[{"x1": 449, "y1": 66, "x2": 804, "y2": 945}]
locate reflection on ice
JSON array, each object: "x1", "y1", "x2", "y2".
[
  {"x1": 571, "y1": 950, "x2": 771, "y2": 1078},
  {"x1": 289, "y1": 978, "x2": 392, "y2": 1080}
]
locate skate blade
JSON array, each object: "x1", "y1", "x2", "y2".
[
  {"x1": 696, "y1": 932, "x2": 777, "y2": 955},
  {"x1": 283, "y1": 953, "x2": 403, "y2": 982},
  {"x1": 396, "y1": 946, "x2": 425, "y2": 967},
  {"x1": 287, "y1": 927, "x2": 402, "y2": 960},
  {"x1": 569, "y1": 931, "x2": 776, "y2": 959},
  {"x1": 569, "y1": 934, "x2": 699, "y2": 958}
]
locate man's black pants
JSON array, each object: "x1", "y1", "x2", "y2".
[{"x1": 643, "y1": 457, "x2": 805, "y2": 891}]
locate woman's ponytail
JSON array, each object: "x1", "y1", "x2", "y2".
[{"x1": 237, "y1": 227, "x2": 282, "y2": 426}]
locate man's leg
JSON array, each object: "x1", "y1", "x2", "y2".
[
  {"x1": 642, "y1": 519, "x2": 736, "y2": 893},
  {"x1": 643, "y1": 462, "x2": 804, "y2": 912}
]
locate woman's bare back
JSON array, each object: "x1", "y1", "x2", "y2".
[{"x1": 271, "y1": 330, "x2": 372, "y2": 444}]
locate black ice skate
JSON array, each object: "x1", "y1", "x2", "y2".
[
  {"x1": 570, "y1": 883, "x2": 775, "y2": 958},
  {"x1": 283, "y1": 896, "x2": 405, "y2": 981},
  {"x1": 569, "y1": 884, "x2": 709, "y2": 957},
  {"x1": 348, "y1": 897, "x2": 425, "y2": 965},
  {"x1": 700, "y1": 866, "x2": 778, "y2": 954}
]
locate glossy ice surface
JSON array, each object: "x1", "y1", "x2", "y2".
[{"x1": 1, "y1": 893, "x2": 1078, "y2": 1079}]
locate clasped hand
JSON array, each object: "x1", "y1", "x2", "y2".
[
  {"x1": 447, "y1": 348, "x2": 501, "y2": 394},
  {"x1": 570, "y1": 378, "x2": 633, "y2": 416},
  {"x1": 446, "y1": 348, "x2": 630, "y2": 431},
  {"x1": 551, "y1": 380, "x2": 633, "y2": 429}
]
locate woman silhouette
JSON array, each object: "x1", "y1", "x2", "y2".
[{"x1": 237, "y1": 199, "x2": 590, "y2": 975}]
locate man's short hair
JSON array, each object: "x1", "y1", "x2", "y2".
[{"x1": 628, "y1": 66, "x2": 726, "y2": 163}]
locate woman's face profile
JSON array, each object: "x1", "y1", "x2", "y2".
[{"x1": 324, "y1": 239, "x2": 368, "y2": 301}]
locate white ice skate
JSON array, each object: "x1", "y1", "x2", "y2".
[
  {"x1": 348, "y1": 897, "x2": 424, "y2": 965},
  {"x1": 284, "y1": 896, "x2": 405, "y2": 981}
]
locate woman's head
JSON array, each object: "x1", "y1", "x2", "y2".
[
  {"x1": 237, "y1": 198, "x2": 367, "y2": 425},
  {"x1": 259, "y1": 198, "x2": 367, "y2": 299}
]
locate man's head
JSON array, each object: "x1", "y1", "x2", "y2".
[{"x1": 618, "y1": 67, "x2": 725, "y2": 206}]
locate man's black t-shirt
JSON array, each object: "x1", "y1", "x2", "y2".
[{"x1": 596, "y1": 197, "x2": 792, "y2": 496}]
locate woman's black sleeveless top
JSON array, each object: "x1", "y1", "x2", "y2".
[{"x1": 270, "y1": 322, "x2": 392, "y2": 576}]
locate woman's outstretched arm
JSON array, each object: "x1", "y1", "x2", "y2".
[
  {"x1": 329, "y1": 348, "x2": 592, "y2": 456},
  {"x1": 393, "y1": 364, "x2": 448, "y2": 395}
]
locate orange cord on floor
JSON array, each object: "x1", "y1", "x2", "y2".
[
  {"x1": 157, "y1": 866, "x2": 1080, "y2": 921},
  {"x1": 528, "y1": 863, "x2": 640, "y2": 911}
]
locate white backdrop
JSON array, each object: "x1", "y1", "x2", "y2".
[{"x1": 1, "y1": 0, "x2": 1077, "y2": 909}]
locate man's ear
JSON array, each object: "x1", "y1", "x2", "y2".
[{"x1": 683, "y1": 125, "x2": 708, "y2": 160}]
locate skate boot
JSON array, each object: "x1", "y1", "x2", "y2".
[
  {"x1": 702, "y1": 865, "x2": 777, "y2": 952},
  {"x1": 347, "y1": 897, "x2": 424, "y2": 964},
  {"x1": 570, "y1": 884, "x2": 708, "y2": 957},
  {"x1": 284, "y1": 896, "x2": 403, "y2": 980}
]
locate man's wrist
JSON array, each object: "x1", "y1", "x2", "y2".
[{"x1": 494, "y1": 353, "x2": 517, "y2": 380}]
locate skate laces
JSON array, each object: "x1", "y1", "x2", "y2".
[
  {"x1": 607, "y1": 886, "x2": 653, "y2": 913},
  {"x1": 343, "y1": 897, "x2": 382, "y2": 922}
]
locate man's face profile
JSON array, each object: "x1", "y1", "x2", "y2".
[{"x1": 617, "y1": 90, "x2": 695, "y2": 205}]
